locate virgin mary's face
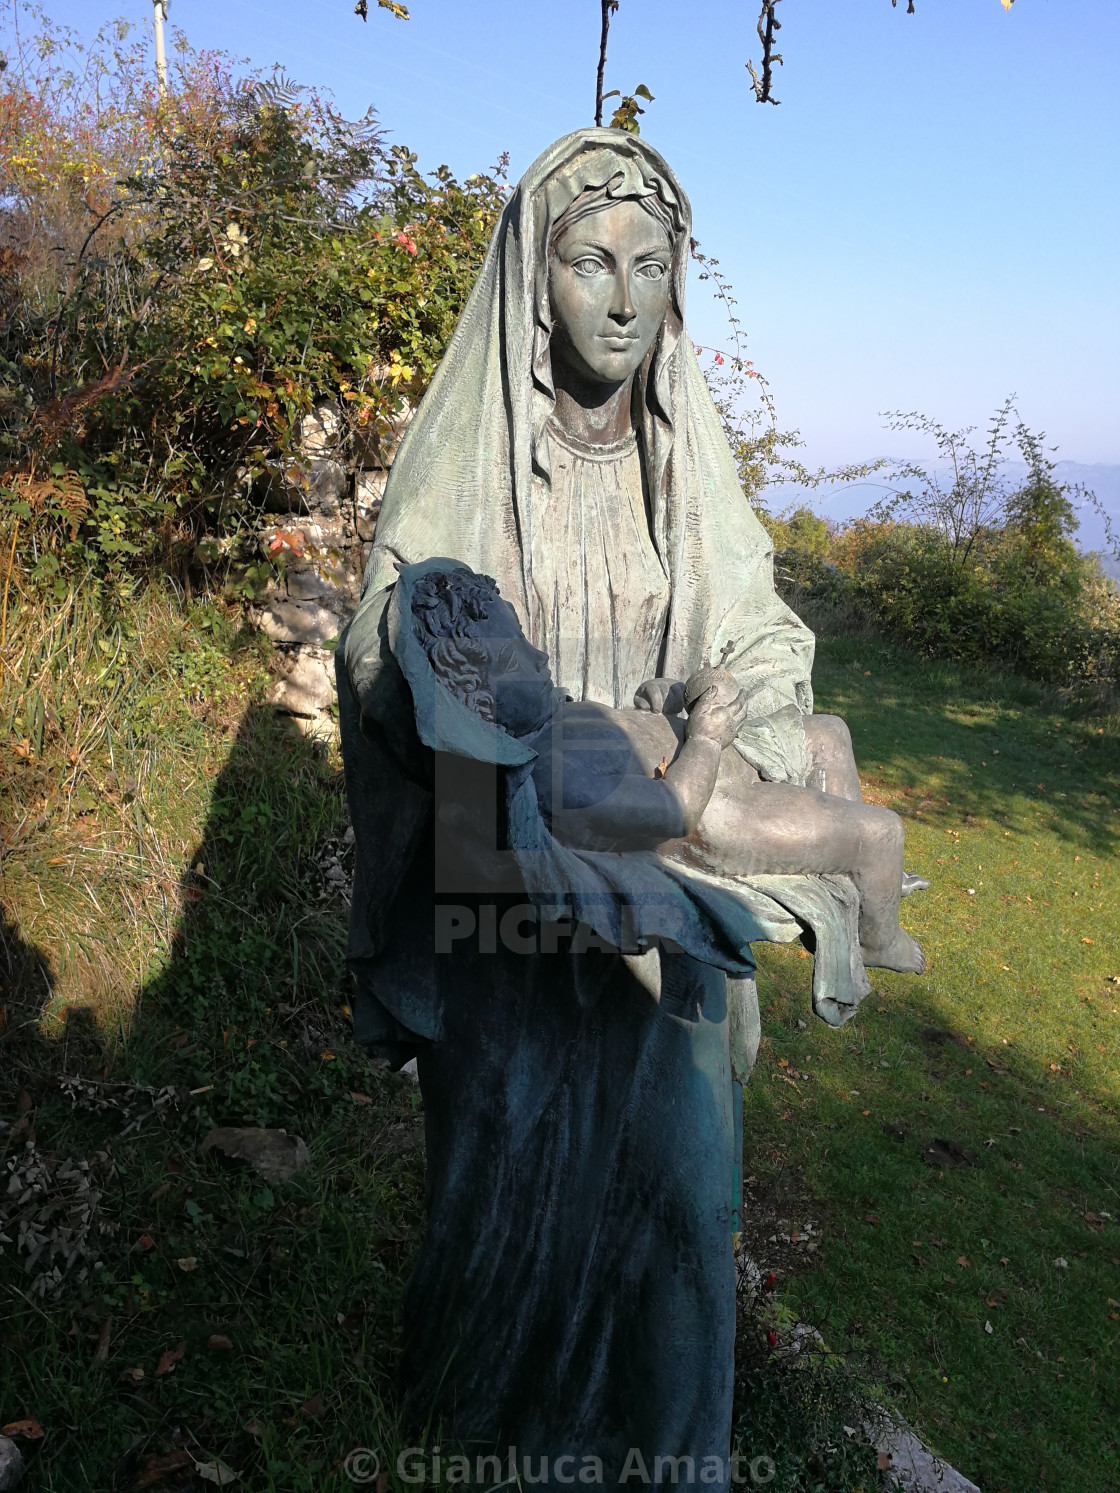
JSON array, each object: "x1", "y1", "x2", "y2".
[{"x1": 549, "y1": 199, "x2": 672, "y2": 387}]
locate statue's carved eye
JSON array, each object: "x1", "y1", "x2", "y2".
[
  {"x1": 635, "y1": 261, "x2": 667, "y2": 281},
  {"x1": 571, "y1": 256, "x2": 607, "y2": 276}
]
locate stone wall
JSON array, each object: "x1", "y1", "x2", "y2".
[{"x1": 255, "y1": 400, "x2": 409, "y2": 736}]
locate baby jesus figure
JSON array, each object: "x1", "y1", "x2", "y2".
[{"x1": 411, "y1": 565, "x2": 925, "y2": 975}]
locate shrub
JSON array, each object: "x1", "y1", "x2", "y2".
[
  {"x1": 0, "y1": 4, "x2": 506, "y2": 586},
  {"x1": 771, "y1": 407, "x2": 1120, "y2": 691}
]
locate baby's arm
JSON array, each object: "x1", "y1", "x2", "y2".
[{"x1": 544, "y1": 689, "x2": 748, "y2": 853}]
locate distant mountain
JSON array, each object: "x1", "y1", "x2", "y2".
[
  {"x1": 762, "y1": 461, "x2": 1120, "y2": 579},
  {"x1": 1053, "y1": 463, "x2": 1120, "y2": 577}
]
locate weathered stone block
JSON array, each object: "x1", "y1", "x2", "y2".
[
  {"x1": 354, "y1": 468, "x2": 387, "y2": 540},
  {"x1": 296, "y1": 399, "x2": 344, "y2": 458},
  {"x1": 268, "y1": 652, "x2": 336, "y2": 716},
  {"x1": 286, "y1": 560, "x2": 350, "y2": 604},
  {"x1": 271, "y1": 456, "x2": 348, "y2": 516},
  {"x1": 259, "y1": 600, "x2": 342, "y2": 645}
]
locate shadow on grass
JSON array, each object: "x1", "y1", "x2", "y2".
[{"x1": 0, "y1": 703, "x2": 421, "y2": 1492}]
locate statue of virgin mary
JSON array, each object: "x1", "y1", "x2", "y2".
[{"x1": 337, "y1": 129, "x2": 837, "y2": 1488}]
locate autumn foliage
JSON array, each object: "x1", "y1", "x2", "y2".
[{"x1": 0, "y1": 1, "x2": 506, "y2": 588}]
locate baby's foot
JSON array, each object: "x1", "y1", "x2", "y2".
[
  {"x1": 861, "y1": 928, "x2": 926, "y2": 974},
  {"x1": 901, "y1": 870, "x2": 932, "y2": 898}
]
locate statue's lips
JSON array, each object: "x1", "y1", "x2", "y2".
[{"x1": 598, "y1": 334, "x2": 640, "y2": 350}]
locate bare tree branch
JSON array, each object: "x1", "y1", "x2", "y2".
[
  {"x1": 746, "y1": 1, "x2": 783, "y2": 106},
  {"x1": 595, "y1": 1, "x2": 618, "y2": 127}
]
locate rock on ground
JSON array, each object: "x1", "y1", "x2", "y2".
[
  {"x1": 201, "y1": 1128, "x2": 311, "y2": 1185},
  {"x1": 0, "y1": 1438, "x2": 24, "y2": 1491},
  {"x1": 870, "y1": 1413, "x2": 982, "y2": 1493}
]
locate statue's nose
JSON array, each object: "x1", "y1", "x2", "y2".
[{"x1": 609, "y1": 286, "x2": 637, "y2": 325}]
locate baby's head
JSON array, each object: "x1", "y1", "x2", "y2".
[{"x1": 410, "y1": 567, "x2": 554, "y2": 738}]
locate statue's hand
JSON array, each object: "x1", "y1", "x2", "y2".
[
  {"x1": 633, "y1": 677, "x2": 686, "y2": 716},
  {"x1": 685, "y1": 684, "x2": 751, "y2": 751}
]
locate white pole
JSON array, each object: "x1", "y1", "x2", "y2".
[{"x1": 152, "y1": 0, "x2": 169, "y2": 99}]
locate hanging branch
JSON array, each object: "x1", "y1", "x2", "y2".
[
  {"x1": 746, "y1": 0, "x2": 782, "y2": 105},
  {"x1": 595, "y1": 1, "x2": 618, "y2": 127}
]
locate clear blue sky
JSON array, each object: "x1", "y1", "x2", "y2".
[{"x1": 24, "y1": 0, "x2": 1120, "y2": 472}]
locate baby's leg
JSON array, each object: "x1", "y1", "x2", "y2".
[
  {"x1": 691, "y1": 772, "x2": 924, "y2": 974},
  {"x1": 803, "y1": 714, "x2": 862, "y2": 801}
]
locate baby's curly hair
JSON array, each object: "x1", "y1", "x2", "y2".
[{"x1": 411, "y1": 567, "x2": 504, "y2": 722}]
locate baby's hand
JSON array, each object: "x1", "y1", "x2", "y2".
[
  {"x1": 633, "y1": 677, "x2": 686, "y2": 716},
  {"x1": 683, "y1": 665, "x2": 740, "y2": 711},
  {"x1": 685, "y1": 683, "x2": 750, "y2": 750}
]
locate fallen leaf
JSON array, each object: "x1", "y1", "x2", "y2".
[
  {"x1": 177, "y1": 1256, "x2": 198, "y2": 1272},
  {"x1": 653, "y1": 755, "x2": 668, "y2": 780},
  {"x1": 1, "y1": 1419, "x2": 43, "y2": 1440},
  {"x1": 137, "y1": 1233, "x2": 155, "y2": 1252},
  {"x1": 135, "y1": 1449, "x2": 193, "y2": 1489},
  {"x1": 778, "y1": 1058, "x2": 790, "y2": 1069},
  {"x1": 1082, "y1": 937, "x2": 1093, "y2": 945},
  {"x1": 194, "y1": 1457, "x2": 240, "y2": 1486},
  {"x1": 1053, "y1": 1256, "x2": 1068, "y2": 1269},
  {"x1": 862, "y1": 1109, "x2": 871, "y2": 1117},
  {"x1": 207, "y1": 1334, "x2": 234, "y2": 1352},
  {"x1": 349, "y1": 1091, "x2": 373, "y2": 1105},
  {"x1": 119, "y1": 1367, "x2": 145, "y2": 1384},
  {"x1": 95, "y1": 1317, "x2": 112, "y2": 1361},
  {"x1": 984, "y1": 1320, "x2": 993, "y2": 1334},
  {"x1": 155, "y1": 1341, "x2": 186, "y2": 1376},
  {"x1": 956, "y1": 1256, "x2": 971, "y2": 1268}
]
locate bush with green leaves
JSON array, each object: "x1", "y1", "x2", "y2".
[
  {"x1": 770, "y1": 406, "x2": 1120, "y2": 692},
  {"x1": 1, "y1": 9, "x2": 506, "y2": 587}
]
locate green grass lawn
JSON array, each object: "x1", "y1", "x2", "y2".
[
  {"x1": 745, "y1": 623, "x2": 1120, "y2": 1493},
  {"x1": 2, "y1": 587, "x2": 1118, "y2": 1491}
]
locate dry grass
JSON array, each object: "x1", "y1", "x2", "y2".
[{"x1": 0, "y1": 564, "x2": 273, "y2": 1029}]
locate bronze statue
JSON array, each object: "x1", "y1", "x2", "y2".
[{"x1": 337, "y1": 129, "x2": 925, "y2": 1489}]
